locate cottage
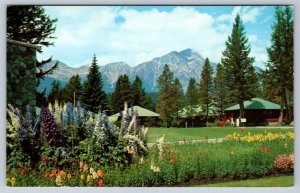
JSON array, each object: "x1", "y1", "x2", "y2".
[{"x1": 224, "y1": 98, "x2": 285, "y2": 126}]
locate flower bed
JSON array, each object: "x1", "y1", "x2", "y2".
[
  {"x1": 6, "y1": 132, "x2": 293, "y2": 186},
  {"x1": 6, "y1": 102, "x2": 294, "y2": 187}
]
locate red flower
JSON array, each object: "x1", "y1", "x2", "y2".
[
  {"x1": 169, "y1": 157, "x2": 175, "y2": 165},
  {"x1": 98, "y1": 179, "x2": 104, "y2": 187},
  {"x1": 241, "y1": 128, "x2": 245, "y2": 133},
  {"x1": 20, "y1": 169, "x2": 26, "y2": 175},
  {"x1": 45, "y1": 171, "x2": 50, "y2": 177},
  {"x1": 262, "y1": 146, "x2": 267, "y2": 154}
]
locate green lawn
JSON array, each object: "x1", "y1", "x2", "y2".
[
  {"x1": 194, "y1": 175, "x2": 294, "y2": 187},
  {"x1": 147, "y1": 127, "x2": 293, "y2": 143}
]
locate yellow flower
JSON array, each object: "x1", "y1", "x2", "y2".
[
  {"x1": 10, "y1": 177, "x2": 16, "y2": 187},
  {"x1": 55, "y1": 175, "x2": 63, "y2": 186},
  {"x1": 86, "y1": 175, "x2": 92, "y2": 185},
  {"x1": 80, "y1": 174, "x2": 85, "y2": 181}
]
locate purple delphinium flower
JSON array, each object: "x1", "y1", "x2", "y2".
[{"x1": 40, "y1": 106, "x2": 61, "y2": 147}]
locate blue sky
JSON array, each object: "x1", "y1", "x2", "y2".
[{"x1": 38, "y1": 6, "x2": 280, "y2": 69}]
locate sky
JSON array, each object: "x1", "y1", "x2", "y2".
[{"x1": 38, "y1": 6, "x2": 279, "y2": 69}]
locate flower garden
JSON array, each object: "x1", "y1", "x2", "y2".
[{"x1": 6, "y1": 102, "x2": 294, "y2": 187}]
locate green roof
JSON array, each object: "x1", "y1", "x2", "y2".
[
  {"x1": 110, "y1": 106, "x2": 160, "y2": 117},
  {"x1": 225, "y1": 98, "x2": 281, "y2": 111},
  {"x1": 178, "y1": 104, "x2": 219, "y2": 118}
]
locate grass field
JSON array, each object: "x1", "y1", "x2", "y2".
[
  {"x1": 147, "y1": 127, "x2": 293, "y2": 143},
  {"x1": 194, "y1": 175, "x2": 294, "y2": 187}
]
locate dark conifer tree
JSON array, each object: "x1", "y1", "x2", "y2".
[
  {"x1": 157, "y1": 64, "x2": 177, "y2": 127},
  {"x1": 63, "y1": 74, "x2": 82, "y2": 104},
  {"x1": 214, "y1": 63, "x2": 228, "y2": 116},
  {"x1": 80, "y1": 55, "x2": 108, "y2": 113},
  {"x1": 111, "y1": 75, "x2": 132, "y2": 113},
  {"x1": 221, "y1": 14, "x2": 258, "y2": 120},
  {"x1": 266, "y1": 6, "x2": 294, "y2": 123},
  {"x1": 199, "y1": 58, "x2": 214, "y2": 126},
  {"x1": 47, "y1": 80, "x2": 62, "y2": 104}
]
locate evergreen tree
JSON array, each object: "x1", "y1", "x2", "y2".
[
  {"x1": 173, "y1": 78, "x2": 184, "y2": 127},
  {"x1": 157, "y1": 64, "x2": 177, "y2": 127},
  {"x1": 7, "y1": 6, "x2": 59, "y2": 105},
  {"x1": 186, "y1": 77, "x2": 199, "y2": 126},
  {"x1": 111, "y1": 75, "x2": 132, "y2": 113},
  {"x1": 63, "y1": 74, "x2": 82, "y2": 104},
  {"x1": 266, "y1": 6, "x2": 294, "y2": 123},
  {"x1": 262, "y1": 69, "x2": 281, "y2": 104},
  {"x1": 132, "y1": 76, "x2": 146, "y2": 106},
  {"x1": 214, "y1": 63, "x2": 228, "y2": 116},
  {"x1": 199, "y1": 58, "x2": 214, "y2": 126},
  {"x1": 221, "y1": 14, "x2": 259, "y2": 120},
  {"x1": 48, "y1": 80, "x2": 62, "y2": 104},
  {"x1": 80, "y1": 55, "x2": 108, "y2": 113}
]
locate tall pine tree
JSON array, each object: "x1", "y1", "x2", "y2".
[
  {"x1": 80, "y1": 55, "x2": 108, "y2": 113},
  {"x1": 157, "y1": 64, "x2": 176, "y2": 127},
  {"x1": 63, "y1": 74, "x2": 82, "y2": 104},
  {"x1": 48, "y1": 80, "x2": 62, "y2": 104},
  {"x1": 173, "y1": 78, "x2": 184, "y2": 127},
  {"x1": 131, "y1": 76, "x2": 154, "y2": 109},
  {"x1": 199, "y1": 58, "x2": 214, "y2": 126},
  {"x1": 186, "y1": 77, "x2": 199, "y2": 126},
  {"x1": 221, "y1": 14, "x2": 258, "y2": 120},
  {"x1": 266, "y1": 6, "x2": 294, "y2": 124},
  {"x1": 111, "y1": 74, "x2": 132, "y2": 113},
  {"x1": 214, "y1": 63, "x2": 228, "y2": 116}
]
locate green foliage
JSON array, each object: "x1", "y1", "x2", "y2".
[
  {"x1": 80, "y1": 55, "x2": 108, "y2": 113},
  {"x1": 111, "y1": 74, "x2": 132, "y2": 113},
  {"x1": 214, "y1": 63, "x2": 229, "y2": 115},
  {"x1": 221, "y1": 14, "x2": 259, "y2": 118},
  {"x1": 47, "y1": 80, "x2": 63, "y2": 104},
  {"x1": 199, "y1": 58, "x2": 214, "y2": 126},
  {"x1": 157, "y1": 64, "x2": 183, "y2": 127},
  {"x1": 266, "y1": 6, "x2": 294, "y2": 123},
  {"x1": 7, "y1": 5, "x2": 57, "y2": 48},
  {"x1": 62, "y1": 74, "x2": 82, "y2": 104},
  {"x1": 186, "y1": 77, "x2": 199, "y2": 107}
]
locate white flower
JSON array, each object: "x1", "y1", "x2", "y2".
[{"x1": 150, "y1": 162, "x2": 160, "y2": 173}]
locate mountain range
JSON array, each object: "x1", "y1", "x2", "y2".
[{"x1": 38, "y1": 48, "x2": 262, "y2": 94}]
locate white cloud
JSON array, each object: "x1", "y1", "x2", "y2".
[
  {"x1": 216, "y1": 6, "x2": 264, "y2": 24},
  {"x1": 38, "y1": 6, "x2": 270, "y2": 68}
]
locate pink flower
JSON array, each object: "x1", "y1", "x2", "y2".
[
  {"x1": 20, "y1": 169, "x2": 26, "y2": 175},
  {"x1": 98, "y1": 179, "x2": 104, "y2": 187}
]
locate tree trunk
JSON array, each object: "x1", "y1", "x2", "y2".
[
  {"x1": 206, "y1": 103, "x2": 209, "y2": 127},
  {"x1": 278, "y1": 91, "x2": 284, "y2": 125},
  {"x1": 239, "y1": 101, "x2": 244, "y2": 127}
]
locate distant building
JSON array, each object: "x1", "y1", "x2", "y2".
[
  {"x1": 109, "y1": 105, "x2": 160, "y2": 124},
  {"x1": 177, "y1": 104, "x2": 219, "y2": 127},
  {"x1": 224, "y1": 98, "x2": 285, "y2": 126}
]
